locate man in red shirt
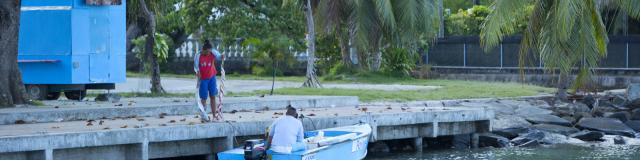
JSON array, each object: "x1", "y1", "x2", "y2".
[{"x1": 194, "y1": 40, "x2": 224, "y2": 121}]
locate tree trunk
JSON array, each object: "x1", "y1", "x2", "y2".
[
  {"x1": 140, "y1": 0, "x2": 164, "y2": 94},
  {"x1": 337, "y1": 30, "x2": 351, "y2": 67},
  {"x1": 126, "y1": 22, "x2": 143, "y2": 71},
  {"x1": 348, "y1": 28, "x2": 362, "y2": 69},
  {"x1": 0, "y1": 0, "x2": 28, "y2": 107},
  {"x1": 556, "y1": 73, "x2": 569, "y2": 101},
  {"x1": 370, "y1": 49, "x2": 382, "y2": 71},
  {"x1": 302, "y1": 0, "x2": 321, "y2": 88}
]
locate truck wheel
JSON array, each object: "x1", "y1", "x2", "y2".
[
  {"x1": 46, "y1": 92, "x2": 61, "y2": 100},
  {"x1": 26, "y1": 85, "x2": 47, "y2": 100},
  {"x1": 64, "y1": 90, "x2": 87, "y2": 100}
]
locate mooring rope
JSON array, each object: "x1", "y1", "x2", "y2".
[{"x1": 215, "y1": 57, "x2": 225, "y2": 121}]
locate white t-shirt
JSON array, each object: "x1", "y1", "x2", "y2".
[{"x1": 269, "y1": 115, "x2": 304, "y2": 153}]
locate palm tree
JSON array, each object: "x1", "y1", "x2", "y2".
[
  {"x1": 283, "y1": 0, "x2": 322, "y2": 88},
  {"x1": 0, "y1": 0, "x2": 28, "y2": 107},
  {"x1": 301, "y1": 0, "x2": 322, "y2": 88},
  {"x1": 481, "y1": 0, "x2": 640, "y2": 100},
  {"x1": 316, "y1": 0, "x2": 440, "y2": 71}
]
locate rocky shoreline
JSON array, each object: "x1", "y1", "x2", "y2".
[
  {"x1": 471, "y1": 84, "x2": 640, "y2": 148},
  {"x1": 367, "y1": 84, "x2": 640, "y2": 153}
]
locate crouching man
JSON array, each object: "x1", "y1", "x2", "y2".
[{"x1": 264, "y1": 106, "x2": 306, "y2": 154}]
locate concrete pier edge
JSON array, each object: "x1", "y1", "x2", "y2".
[{"x1": 0, "y1": 107, "x2": 493, "y2": 160}]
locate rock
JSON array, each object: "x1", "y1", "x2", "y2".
[
  {"x1": 627, "y1": 83, "x2": 640, "y2": 106},
  {"x1": 625, "y1": 120, "x2": 640, "y2": 132},
  {"x1": 540, "y1": 131, "x2": 583, "y2": 145},
  {"x1": 631, "y1": 108, "x2": 640, "y2": 120},
  {"x1": 576, "y1": 118, "x2": 637, "y2": 137},
  {"x1": 611, "y1": 95, "x2": 628, "y2": 107},
  {"x1": 529, "y1": 100, "x2": 552, "y2": 109},
  {"x1": 596, "y1": 100, "x2": 623, "y2": 112},
  {"x1": 492, "y1": 115, "x2": 532, "y2": 131},
  {"x1": 574, "y1": 112, "x2": 593, "y2": 125},
  {"x1": 581, "y1": 95, "x2": 596, "y2": 108},
  {"x1": 95, "y1": 93, "x2": 121, "y2": 103},
  {"x1": 604, "y1": 112, "x2": 630, "y2": 122},
  {"x1": 524, "y1": 114, "x2": 572, "y2": 126},
  {"x1": 511, "y1": 130, "x2": 545, "y2": 147},
  {"x1": 493, "y1": 127, "x2": 529, "y2": 139},
  {"x1": 518, "y1": 140, "x2": 540, "y2": 147},
  {"x1": 515, "y1": 106, "x2": 553, "y2": 116},
  {"x1": 556, "y1": 102, "x2": 591, "y2": 116},
  {"x1": 572, "y1": 103, "x2": 592, "y2": 113},
  {"x1": 569, "y1": 130, "x2": 604, "y2": 141},
  {"x1": 561, "y1": 116, "x2": 577, "y2": 124},
  {"x1": 478, "y1": 133, "x2": 510, "y2": 148},
  {"x1": 595, "y1": 135, "x2": 640, "y2": 146},
  {"x1": 614, "y1": 135, "x2": 626, "y2": 145},
  {"x1": 531, "y1": 124, "x2": 579, "y2": 136}
]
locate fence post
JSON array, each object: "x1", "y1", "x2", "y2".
[
  {"x1": 500, "y1": 43, "x2": 503, "y2": 68},
  {"x1": 425, "y1": 49, "x2": 429, "y2": 65},
  {"x1": 463, "y1": 43, "x2": 467, "y2": 67},
  {"x1": 627, "y1": 42, "x2": 630, "y2": 68}
]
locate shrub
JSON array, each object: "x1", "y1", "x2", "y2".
[
  {"x1": 243, "y1": 37, "x2": 297, "y2": 76},
  {"x1": 381, "y1": 47, "x2": 417, "y2": 77},
  {"x1": 445, "y1": 5, "x2": 531, "y2": 36}
]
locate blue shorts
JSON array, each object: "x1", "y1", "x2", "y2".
[{"x1": 199, "y1": 77, "x2": 218, "y2": 100}]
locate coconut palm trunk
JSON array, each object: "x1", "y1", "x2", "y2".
[
  {"x1": 302, "y1": 0, "x2": 321, "y2": 88},
  {"x1": 0, "y1": 0, "x2": 28, "y2": 107},
  {"x1": 139, "y1": 0, "x2": 164, "y2": 94}
]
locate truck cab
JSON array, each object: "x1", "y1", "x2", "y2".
[{"x1": 18, "y1": 0, "x2": 125, "y2": 100}]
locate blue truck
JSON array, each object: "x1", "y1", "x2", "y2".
[{"x1": 18, "y1": 0, "x2": 126, "y2": 100}]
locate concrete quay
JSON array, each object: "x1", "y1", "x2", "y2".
[
  {"x1": 0, "y1": 96, "x2": 358, "y2": 125},
  {"x1": 0, "y1": 105, "x2": 493, "y2": 160}
]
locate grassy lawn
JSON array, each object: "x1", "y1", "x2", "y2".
[
  {"x1": 231, "y1": 79, "x2": 553, "y2": 102},
  {"x1": 126, "y1": 71, "x2": 554, "y2": 101}
]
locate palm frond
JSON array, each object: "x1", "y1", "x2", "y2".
[
  {"x1": 614, "y1": 0, "x2": 640, "y2": 19},
  {"x1": 374, "y1": 0, "x2": 397, "y2": 30},
  {"x1": 480, "y1": 0, "x2": 532, "y2": 52}
]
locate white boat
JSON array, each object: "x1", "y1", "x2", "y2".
[{"x1": 218, "y1": 124, "x2": 372, "y2": 160}]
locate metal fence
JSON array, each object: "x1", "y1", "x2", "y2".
[
  {"x1": 173, "y1": 39, "x2": 309, "y2": 62},
  {"x1": 426, "y1": 36, "x2": 640, "y2": 70}
]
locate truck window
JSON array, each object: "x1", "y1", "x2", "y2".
[{"x1": 86, "y1": 0, "x2": 122, "y2": 5}]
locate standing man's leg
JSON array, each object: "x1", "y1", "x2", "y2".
[
  {"x1": 199, "y1": 79, "x2": 210, "y2": 114},
  {"x1": 209, "y1": 77, "x2": 219, "y2": 120}
]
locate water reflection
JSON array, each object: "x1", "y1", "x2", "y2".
[{"x1": 366, "y1": 144, "x2": 640, "y2": 160}]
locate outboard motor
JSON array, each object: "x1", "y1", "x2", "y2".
[{"x1": 243, "y1": 139, "x2": 265, "y2": 160}]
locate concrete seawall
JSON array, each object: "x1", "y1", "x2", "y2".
[
  {"x1": 0, "y1": 96, "x2": 359, "y2": 125},
  {"x1": 0, "y1": 104, "x2": 493, "y2": 160}
]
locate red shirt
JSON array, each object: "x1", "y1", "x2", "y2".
[{"x1": 198, "y1": 52, "x2": 217, "y2": 79}]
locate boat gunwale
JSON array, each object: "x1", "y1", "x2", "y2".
[{"x1": 295, "y1": 124, "x2": 372, "y2": 156}]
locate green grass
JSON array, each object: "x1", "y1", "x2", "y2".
[
  {"x1": 127, "y1": 71, "x2": 554, "y2": 101},
  {"x1": 232, "y1": 73, "x2": 555, "y2": 102},
  {"x1": 233, "y1": 83, "x2": 552, "y2": 102}
]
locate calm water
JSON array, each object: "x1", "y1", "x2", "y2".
[{"x1": 365, "y1": 144, "x2": 640, "y2": 160}]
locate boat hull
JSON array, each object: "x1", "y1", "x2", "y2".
[{"x1": 218, "y1": 124, "x2": 371, "y2": 160}]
